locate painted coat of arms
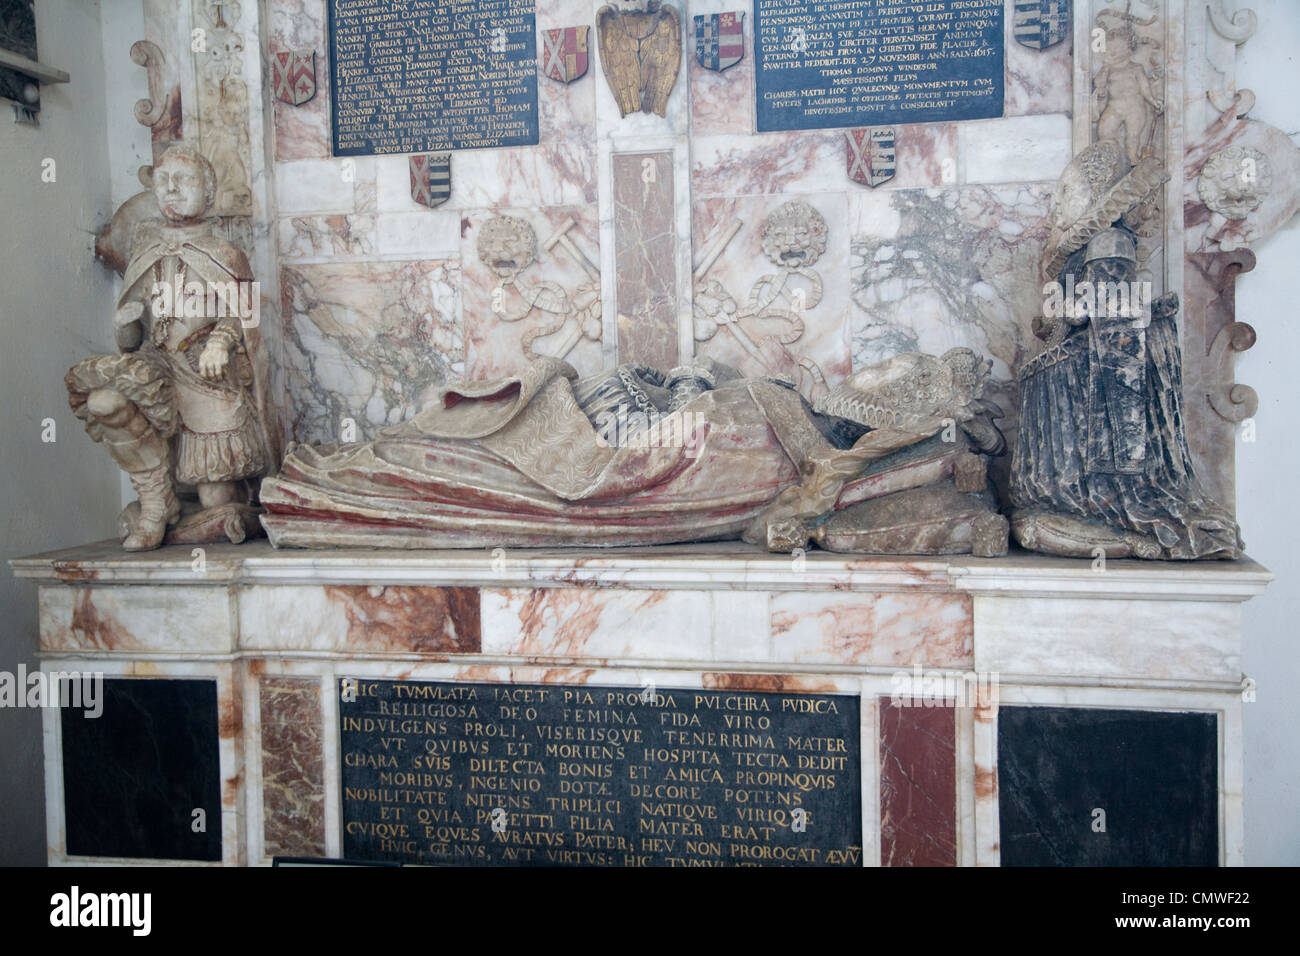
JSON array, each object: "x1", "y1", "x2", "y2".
[
  {"x1": 846, "y1": 128, "x2": 895, "y2": 188},
  {"x1": 410, "y1": 153, "x2": 451, "y2": 208},
  {"x1": 542, "y1": 25, "x2": 590, "y2": 83},
  {"x1": 271, "y1": 49, "x2": 316, "y2": 106},
  {"x1": 1013, "y1": 0, "x2": 1070, "y2": 50},
  {"x1": 694, "y1": 12, "x2": 744, "y2": 72}
]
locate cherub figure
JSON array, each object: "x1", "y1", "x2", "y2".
[{"x1": 1092, "y1": 16, "x2": 1164, "y2": 165}]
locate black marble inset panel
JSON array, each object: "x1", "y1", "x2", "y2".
[
  {"x1": 61, "y1": 678, "x2": 222, "y2": 861},
  {"x1": 998, "y1": 706, "x2": 1218, "y2": 867}
]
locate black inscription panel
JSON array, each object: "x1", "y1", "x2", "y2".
[
  {"x1": 328, "y1": 0, "x2": 539, "y2": 155},
  {"x1": 340, "y1": 679, "x2": 862, "y2": 866},
  {"x1": 754, "y1": 0, "x2": 1004, "y2": 132}
]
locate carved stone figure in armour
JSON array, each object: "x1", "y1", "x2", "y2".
[
  {"x1": 1010, "y1": 141, "x2": 1242, "y2": 559},
  {"x1": 260, "y1": 349, "x2": 1009, "y2": 556},
  {"x1": 66, "y1": 145, "x2": 273, "y2": 550}
]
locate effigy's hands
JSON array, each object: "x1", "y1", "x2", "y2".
[
  {"x1": 199, "y1": 340, "x2": 230, "y2": 379},
  {"x1": 114, "y1": 301, "x2": 145, "y2": 328}
]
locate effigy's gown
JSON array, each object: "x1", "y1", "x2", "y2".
[{"x1": 260, "y1": 359, "x2": 816, "y2": 549}]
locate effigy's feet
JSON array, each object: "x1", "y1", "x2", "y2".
[
  {"x1": 814, "y1": 483, "x2": 1008, "y2": 556},
  {"x1": 119, "y1": 499, "x2": 264, "y2": 548},
  {"x1": 1011, "y1": 510, "x2": 1162, "y2": 559}
]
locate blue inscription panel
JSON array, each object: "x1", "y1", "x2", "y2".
[
  {"x1": 328, "y1": 0, "x2": 539, "y2": 155},
  {"x1": 754, "y1": 0, "x2": 1004, "y2": 132},
  {"x1": 340, "y1": 678, "x2": 863, "y2": 866}
]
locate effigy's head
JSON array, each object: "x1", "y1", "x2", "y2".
[
  {"x1": 1050, "y1": 139, "x2": 1127, "y2": 235},
  {"x1": 477, "y1": 215, "x2": 537, "y2": 279},
  {"x1": 814, "y1": 348, "x2": 994, "y2": 433},
  {"x1": 761, "y1": 199, "x2": 828, "y2": 268},
  {"x1": 152, "y1": 145, "x2": 217, "y2": 223}
]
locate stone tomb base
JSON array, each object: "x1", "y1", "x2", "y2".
[{"x1": 10, "y1": 541, "x2": 1269, "y2": 866}]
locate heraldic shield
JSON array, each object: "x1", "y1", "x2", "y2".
[
  {"x1": 1013, "y1": 0, "x2": 1070, "y2": 50},
  {"x1": 695, "y1": 12, "x2": 744, "y2": 72},
  {"x1": 410, "y1": 153, "x2": 452, "y2": 208},
  {"x1": 846, "y1": 128, "x2": 896, "y2": 188},
  {"x1": 271, "y1": 49, "x2": 316, "y2": 106},
  {"x1": 543, "y1": 26, "x2": 590, "y2": 83}
]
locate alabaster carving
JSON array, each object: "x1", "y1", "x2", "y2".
[
  {"x1": 1091, "y1": 8, "x2": 1165, "y2": 166},
  {"x1": 597, "y1": 2, "x2": 682, "y2": 117},
  {"x1": 760, "y1": 198, "x2": 829, "y2": 268},
  {"x1": 68, "y1": 146, "x2": 274, "y2": 551},
  {"x1": 261, "y1": 348, "x2": 1008, "y2": 557},
  {"x1": 479, "y1": 215, "x2": 603, "y2": 362},
  {"x1": 1198, "y1": 146, "x2": 1272, "y2": 220},
  {"x1": 693, "y1": 201, "x2": 832, "y2": 400},
  {"x1": 1010, "y1": 141, "x2": 1242, "y2": 560},
  {"x1": 130, "y1": 39, "x2": 183, "y2": 148},
  {"x1": 194, "y1": 0, "x2": 253, "y2": 217}
]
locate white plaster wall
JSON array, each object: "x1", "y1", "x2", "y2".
[
  {"x1": 1231, "y1": 0, "x2": 1300, "y2": 867},
  {"x1": 0, "y1": 0, "x2": 121, "y2": 864}
]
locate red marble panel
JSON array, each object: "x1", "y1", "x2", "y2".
[
  {"x1": 260, "y1": 677, "x2": 326, "y2": 858},
  {"x1": 879, "y1": 697, "x2": 956, "y2": 867},
  {"x1": 612, "y1": 151, "x2": 678, "y2": 369}
]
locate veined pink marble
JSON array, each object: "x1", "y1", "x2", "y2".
[
  {"x1": 769, "y1": 592, "x2": 972, "y2": 668},
  {"x1": 701, "y1": 673, "x2": 840, "y2": 694},
  {"x1": 1002, "y1": 7, "x2": 1073, "y2": 118},
  {"x1": 460, "y1": 205, "x2": 603, "y2": 382},
  {"x1": 450, "y1": 664, "x2": 597, "y2": 686},
  {"x1": 613, "y1": 152, "x2": 680, "y2": 370},
  {"x1": 891, "y1": 124, "x2": 960, "y2": 190},
  {"x1": 692, "y1": 194, "x2": 851, "y2": 399},
  {"x1": 278, "y1": 213, "x2": 377, "y2": 260},
  {"x1": 240, "y1": 585, "x2": 480, "y2": 652},
  {"x1": 693, "y1": 131, "x2": 840, "y2": 198},
  {"x1": 269, "y1": 0, "x2": 332, "y2": 161},
  {"x1": 374, "y1": 143, "x2": 598, "y2": 212},
  {"x1": 536, "y1": 3, "x2": 597, "y2": 145},
  {"x1": 279, "y1": 259, "x2": 462, "y2": 444},
  {"x1": 39, "y1": 586, "x2": 233, "y2": 653},
  {"x1": 481, "y1": 588, "x2": 714, "y2": 661},
  {"x1": 689, "y1": 13, "x2": 754, "y2": 137}
]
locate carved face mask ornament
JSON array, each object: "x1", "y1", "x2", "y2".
[
  {"x1": 761, "y1": 199, "x2": 828, "y2": 270},
  {"x1": 476, "y1": 216, "x2": 538, "y2": 282}
]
